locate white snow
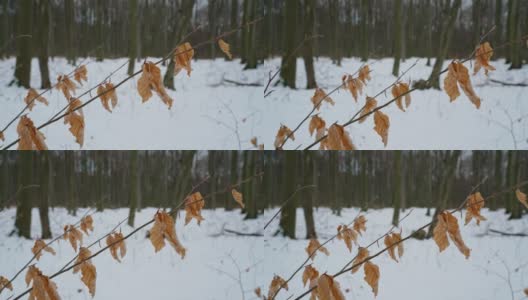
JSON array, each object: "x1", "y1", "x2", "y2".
[
  {"x1": 0, "y1": 57, "x2": 527, "y2": 150},
  {"x1": 0, "y1": 207, "x2": 527, "y2": 300}
]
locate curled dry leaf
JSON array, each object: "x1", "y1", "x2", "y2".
[
  {"x1": 474, "y1": 42, "x2": 495, "y2": 75},
  {"x1": 74, "y1": 65, "x2": 88, "y2": 85},
  {"x1": 64, "y1": 98, "x2": 85, "y2": 147},
  {"x1": 149, "y1": 211, "x2": 186, "y2": 258},
  {"x1": 231, "y1": 189, "x2": 245, "y2": 209},
  {"x1": 309, "y1": 115, "x2": 327, "y2": 150},
  {"x1": 465, "y1": 192, "x2": 487, "y2": 225},
  {"x1": 185, "y1": 192, "x2": 205, "y2": 225},
  {"x1": 73, "y1": 247, "x2": 97, "y2": 297},
  {"x1": 174, "y1": 42, "x2": 194, "y2": 77},
  {"x1": 433, "y1": 211, "x2": 471, "y2": 259},
  {"x1": 343, "y1": 75, "x2": 364, "y2": 102},
  {"x1": 254, "y1": 287, "x2": 262, "y2": 298},
  {"x1": 218, "y1": 39, "x2": 233, "y2": 60},
  {"x1": 384, "y1": 233, "x2": 403, "y2": 262},
  {"x1": 106, "y1": 232, "x2": 127, "y2": 263},
  {"x1": 316, "y1": 274, "x2": 346, "y2": 300},
  {"x1": 524, "y1": 288, "x2": 528, "y2": 297},
  {"x1": 351, "y1": 247, "x2": 369, "y2": 274},
  {"x1": 32, "y1": 240, "x2": 56, "y2": 261},
  {"x1": 364, "y1": 261, "x2": 380, "y2": 297},
  {"x1": 392, "y1": 82, "x2": 411, "y2": 112},
  {"x1": 516, "y1": 189, "x2": 528, "y2": 209},
  {"x1": 0, "y1": 131, "x2": 4, "y2": 142},
  {"x1": 302, "y1": 265, "x2": 319, "y2": 287},
  {"x1": 80, "y1": 215, "x2": 94, "y2": 235},
  {"x1": 353, "y1": 215, "x2": 367, "y2": 235},
  {"x1": 358, "y1": 65, "x2": 372, "y2": 84},
  {"x1": 326, "y1": 124, "x2": 356, "y2": 150},
  {"x1": 56, "y1": 75, "x2": 77, "y2": 101},
  {"x1": 267, "y1": 275, "x2": 288, "y2": 300},
  {"x1": 138, "y1": 62, "x2": 174, "y2": 109},
  {"x1": 359, "y1": 97, "x2": 378, "y2": 124},
  {"x1": 250, "y1": 137, "x2": 264, "y2": 150},
  {"x1": 25, "y1": 265, "x2": 60, "y2": 300},
  {"x1": 24, "y1": 88, "x2": 49, "y2": 111},
  {"x1": 97, "y1": 83, "x2": 118, "y2": 113},
  {"x1": 337, "y1": 225, "x2": 358, "y2": 252},
  {"x1": 17, "y1": 115, "x2": 48, "y2": 150},
  {"x1": 274, "y1": 125, "x2": 294, "y2": 149},
  {"x1": 444, "y1": 62, "x2": 481, "y2": 109},
  {"x1": 374, "y1": 111, "x2": 390, "y2": 147},
  {"x1": 306, "y1": 239, "x2": 330, "y2": 260},
  {"x1": 0, "y1": 276, "x2": 13, "y2": 291},
  {"x1": 311, "y1": 88, "x2": 335, "y2": 111},
  {"x1": 63, "y1": 225, "x2": 83, "y2": 252}
]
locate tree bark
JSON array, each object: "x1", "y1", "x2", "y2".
[
  {"x1": 39, "y1": 153, "x2": 51, "y2": 239},
  {"x1": 280, "y1": 0, "x2": 298, "y2": 88},
  {"x1": 13, "y1": 0, "x2": 32, "y2": 88},
  {"x1": 279, "y1": 152, "x2": 297, "y2": 239},
  {"x1": 303, "y1": 0, "x2": 317, "y2": 89},
  {"x1": 127, "y1": 0, "x2": 138, "y2": 76},
  {"x1": 128, "y1": 151, "x2": 139, "y2": 227},
  {"x1": 392, "y1": 151, "x2": 402, "y2": 226},
  {"x1": 392, "y1": 0, "x2": 403, "y2": 77},
  {"x1": 14, "y1": 153, "x2": 33, "y2": 239}
]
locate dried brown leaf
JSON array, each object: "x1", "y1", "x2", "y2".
[
  {"x1": 358, "y1": 65, "x2": 372, "y2": 84},
  {"x1": 97, "y1": 83, "x2": 118, "y2": 113},
  {"x1": 64, "y1": 98, "x2": 85, "y2": 147},
  {"x1": 74, "y1": 65, "x2": 88, "y2": 85},
  {"x1": 17, "y1": 115, "x2": 48, "y2": 150},
  {"x1": 474, "y1": 42, "x2": 496, "y2": 75},
  {"x1": 444, "y1": 62, "x2": 481, "y2": 109},
  {"x1": 185, "y1": 192, "x2": 205, "y2": 225},
  {"x1": 106, "y1": 232, "x2": 127, "y2": 263},
  {"x1": 302, "y1": 265, "x2": 319, "y2": 287},
  {"x1": 149, "y1": 211, "x2": 186, "y2": 258},
  {"x1": 0, "y1": 276, "x2": 13, "y2": 291},
  {"x1": 317, "y1": 274, "x2": 345, "y2": 300},
  {"x1": 24, "y1": 88, "x2": 49, "y2": 111},
  {"x1": 0, "y1": 131, "x2": 4, "y2": 142},
  {"x1": 174, "y1": 42, "x2": 194, "y2": 77},
  {"x1": 138, "y1": 62, "x2": 173, "y2": 109},
  {"x1": 326, "y1": 124, "x2": 356, "y2": 150},
  {"x1": 384, "y1": 233, "x2": 403, "y2": 262},
  {"x1": 337, "y1": 225, "x2": 358, "y2": 252},
  {"x1": 359, "y1": 97, "x2": 378, "y2": 124},
  {"x1": 268, "y1": 275, "x2": 288, "y2": 300},
  {"x1": 433, "y1": 211, "x2": 471, "y2": 259},
  {"x1": 306, "y1": 239, "x2": 330, "y2": 260},
  {"x1": 311, "y1": 88, "x2": 335, "y2": 111},
  {"x1": 25, "y1": 265, "x2": 60, "y2": 300},
  {"x1": 353, "y1": 215, "x2": 367, "y2": 236},
  {"x1": 73, "y1": 247, "x2": 97, "y2": 297},
  {"x1": 232, "y1": 189, "x2": 245, "y2": 209},
  {"x1": 32, "y1": 240, "x2": 56, "y2": 261},
  {"x1": 56, "y1": 75, "x2": 77, "y2": 101},
  {"x1": 274, "y1": 125, "x2": 294, "y2": 149},
  {"x1": 374, "y1": 111, "x2": 390, "y2": 147},
  {"x1": 218, "y1": 39, "x2": 233, "y2": 60},
  {"x1": 364, "y1": 261, "x2": 380, "y2": 297},
  {"x1": 465, "y1": 192, "x2": 487, "y2": 225},
  {"x1": 80, "y1": 215, "x2": 94, "y2": 235},
  {"x1": 63, "y1": 225, "x2": 83, "y2": 252},
  {"x1": 351, "y1": 247, "x2": 369, "y2": 274},
  {"x1": 516, "y1": 189, "x2": 528, "y2": 209}
]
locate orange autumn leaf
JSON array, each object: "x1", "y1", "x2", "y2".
[
  {"x1": 254, "y1": 287, "x2": 262, "y2": 298},
  {"x1": 56, "y1": 74, "x2": 77, "y2": 101},
  {"x1": 474, "y1": 42, "x2": 496, "y2": 75},
  {"x1": 0, "y1": 131, "x2": 4, "y2": 142},
  {"x1": 149, "y1": 211, "x2": 186, "y2": 258},
  {"x1": 359, "y1": 97, "x2": 378, "y2": 124},
  {"x1": 274, "y1": 125, "x2": 294, "y2": 149},
  {"x1": 97, "y1": 83, "x2": 118, "y2": 113},
  {"x1": 106, "y1": 232, "x2": 127, "y2": 263},
  {"x1": 24, "y1": 88, "x2": 48, "y2": 111},
  {"x1": 74, "y1": 65, "x2": 88, "y2": 85},
  {"x1": 524, "y1": 288, "x2": 528, "y2": 297},
  {"x1": 32, "y1": 240, "x2": 56, "y2": 261},
  {"x1": 316, "y1": 274, "x2": 346, "y2": 300},
  {"x1": 73, "y1": 247, "x2": 97, "y2": 297},
  {"x1": 250, "y1": 137, "x2": 264, "y2": 150},
  {"x1": 516, "y1": 189, "x2": 528, "y2": 209},
  {"x1": 0, "y1": 276, "x2": 13, "y2": 291},
  {"x1": 433, "y1": 211, "x2": 471, "y2": 259},
  {"x1": 80, "y1": 215, "x2": 94, "y2": 235},
  {"x1": 351, "y1": 247, "x2": 369, "y2": 274},
  {"x1": 218, "y1": 39, "x2": 233, "y2": 60},
  {"x1": 64, "y1": 98, "x2": 85, "y2": 147},
  {"x1": 174, "y1": 42, "x2": 194, "y2": 77},
  {"x1": 384, "y1": 233, "x2": 403, "y2": 262},
  {"x1": 465, "y1": 192, "x2": 487, "y2": 225},
  {"x1": 25, "y1": 265, "x2": 60, "y2": 300},
  {"x1": 63, "y1": 225, "x2": 83, "y2": 252},
  {"x1": 17, "y1": 115, "x2": 48, "y2": 150},
  {"x1": 306, "y1": 239, "x2": 330, "y2": 260},
  {"x1": 353, "y1": 215, "x2": 367, "y2": 236},
  {"x1": 374, "y1": 110, "x2": 390, "y2": 147},
  {"x1": 444, "y1": 62, "x2": 481, "y2": 109},
  {"x1": 185, "y1": 192, "x2": 205, "y2": 225},
  {"x1": 392, "y1": 83, "x2": 411, "y2": 112},
  {"x1": 302, "y1": 265, "x2": 319, "y2": 287},
  {"x1": 358, "y1": 65, "x2": 372, "y2": 84},
  {"x1": 267, "y1": 275, "x2": 288, "y2": 300},
  {"x1": 364, "y1": 261, "x2": 380, "y2": 297},
  {"x1": 138, "y1": 62, "x2": 174, "y2": 109},
  {"x1": 326, "y1": 124, "x2": 356, "y2": 150},
  {"x1": 337, "y1": 225, "x2": 358, "y2": 252},
  {"x1": 231, "y1": 189, "x2": 245, "y2": 209},
  {"x1": 343, "y1": 75, "x2": 364, "y2": 103},
  {"x1": 311, "y1": 88, "x2": 335, "y2": 111}
]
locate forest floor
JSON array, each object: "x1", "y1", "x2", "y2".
[
  {"x1": 0, "y1": 57, "x2": 527, "y2": 150},
  {"x1": 0, "y1": 207, "x2": 527, "y2": 300}
]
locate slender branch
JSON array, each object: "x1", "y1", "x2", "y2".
[{"x1": 263, "y1": 185, "x2": 317, "y2": 230}]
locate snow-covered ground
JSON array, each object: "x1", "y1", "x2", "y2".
[
  {"x1": 0, "y1": 57, "x2": 527, "y2": 150},
  {"x1": 0, "y1": 207, "x2": 527, "y2": 300}
]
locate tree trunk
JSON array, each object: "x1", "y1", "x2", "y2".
[
  {"x1": 507, "y1": 151, "x2": 521, "y2": 219},
  {"x1": 392, "y1": 0, "x2": 403, "y2": 77},
  {"x1": 279, "y1": 152, "x2": 297, "y2": 239},
  {"x1": 280, "y1": 0, "x2": 298, "y2": 88},
  {"x1": 360, "y1": 0, "x2": 369, "y2": 62},
  {"x1": 508, "y1": 0, "x2": 522, "y2": 69},
  {"x1": 303, "y1": 0, "x2": 317, "y2": 89},
  {"x1": 64, "y1": 0, "x2": 76, "y2": 64},
  {"x1": 0, "y1": 0, "x2": 8, "y2": 59},
  {"x1": 36, "y1": 0, "x2": 51, "y2": 89},
  {"x1": 303, "y1": 153, "x2": 317, "y2": 239},
  {"x1": 13, "y1": 0, "x2": 32, "y2": 88},
  {"x1": 128, "y1": 151, "x2": 139, "y2": 227},
  {"x1": 127, "y1": 0, "x2": 138, "y2": 75},
  {"x1": 427, "y1": 0, "x2": 461, "y2": 89},
  {"x1": 95, "y1": 0, "x2": 104, "y2": 62},
  {"x1": 39, "y1": 153, "x2": 51, "y2": 239},
  {"x1": 14, "y1": 153, "x2": 33, "y2": 239},
  {"x1": 392, "y1": 151, "x2": 402, "y2": 226}
]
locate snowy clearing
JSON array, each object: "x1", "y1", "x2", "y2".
[
  {"x1": 0, "y1": 57, "x2": 527, "y2": 150},
  {"x1": 0, "y1": 207, "x2": 527, "y2": 300}
]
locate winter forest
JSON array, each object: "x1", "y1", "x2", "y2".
[{"x1": 1, "y1": 0, "x2": 528, "y2": 300}]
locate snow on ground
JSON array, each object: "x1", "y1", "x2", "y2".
[
  {"x1": 0, "y1": 57, "x2": 527, "y2": 150},
  {"x1": 0, "y1": 207, "x2": 527, "y2": 300}
]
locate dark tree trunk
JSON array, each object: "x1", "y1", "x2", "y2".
[
  {"x1": 392, "y1": 0, "x2": 403, "y2": 77},
  {"x1": 303, "y1": 0, "x2": 317, "y2": 89},
  {"x1": 280, "y1": 0, "x2": 298, "y2": 88},
  {"x1": 14, "y1": 153, "x2": 33, "y2": 239},
  {"x1": 64, "y1": 0, "x2": 76, "y2": 64},
  {"x1": 128, "y1": 151, "x2": 139, "y2": 227},
  {"x1": 36, "y1": 0, "x2": 51, "y2": 89},
  {"x1": 392, "y1": 151, "x2": 402, "y2": 226},
  {"x1": 39, "y1": 153, "x2": 51, "y2": 239},
  {"x1": 13, "y1": 0, "x2": 33, "y2": 88},
  {"x1": 127, "y1": 0, "x2": 138, "y2": 76},
  {"x1": 279, "y1": 152, "x2": 297, "y2": 239}
]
